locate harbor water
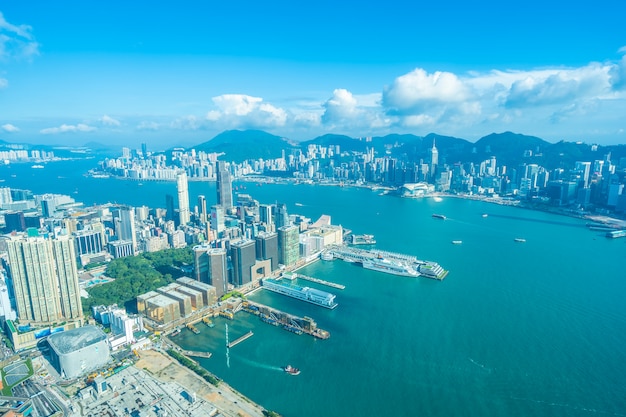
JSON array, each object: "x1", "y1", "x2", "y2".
[{"x1": 2, "y1": 160, "x2": 626, "y2": 416}]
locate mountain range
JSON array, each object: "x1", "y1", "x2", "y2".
[
  {"x1": 188, "y1": 130, "x2": 626, "y2": 169},
  {"x1": 3, "y1": 130, "x2": 625, "y2": 170}
]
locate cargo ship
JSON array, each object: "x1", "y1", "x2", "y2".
[
  {"x1": 262, "y1": 279, "x2": 338, "y2": 309},
  {"x1": 283, "y1": 365, "x2": 300, "y2": 375},
  {"x1": 362, "y1": 257, "x2": 420, "y2": 277}
]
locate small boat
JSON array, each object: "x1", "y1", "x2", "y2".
[
  {"x1": 432, "y1": 214, "x2": 446, "y2": 220},
  {"x1": 514, "y1": 238, "x2": 526, "y2": 243},
  {"x1": 482, "y1": 214, "x2": 488, "y2": 218},
  {"x1": 283, "y1": 365, "x2": 300, "y2": 375},
  {"x1": 451, "y1": 240, "x2": 462, "y2": 245}
]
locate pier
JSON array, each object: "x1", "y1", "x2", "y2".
[
  {"x1": 294, "y1": 273, "x2": 346, "y2": 290},
  {"x1": 180, "y1": 349, "x2": 212, "y2": 359},
  {"x1": 186, "y1": 323, "x2": 200, "y2": 334},
  {"x1": 227, "y1": 331, "x2": 254, "y2": 348},
  {"x1": 328, "y1": 245, "x2": 448, "y2": 280},
  {"x1": 242, "y1": 300, "x2": 330, "y2": 339}
]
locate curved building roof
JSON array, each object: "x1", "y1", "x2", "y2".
[{"x1": 47, "y1": 325, "x2": 107, "y2": 355}]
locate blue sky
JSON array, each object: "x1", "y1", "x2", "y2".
[{"x1": 1, "y1": 1, "x2": 625, "y2": 148}]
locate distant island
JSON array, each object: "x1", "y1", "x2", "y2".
[{"x1": 69, "y1": 129, "x2": 626, "y2": 220}]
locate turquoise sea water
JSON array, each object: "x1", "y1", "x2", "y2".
[{"x1": 2, "y1": 161, "x2": 626, "y2": 416}]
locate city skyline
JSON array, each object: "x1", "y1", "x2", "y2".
[{"x1": 1, "y1": 3, "x2": 626, "y2": 147}]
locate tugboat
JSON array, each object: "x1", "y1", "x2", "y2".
[{"x1": 283, "y1": 365, "x2": 301, "y2": 376}]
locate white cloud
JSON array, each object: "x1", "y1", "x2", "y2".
[
  {"x1": 383, "y1": 69, "x2": 470, "y2": 114},
  {"x1": 322, "y1": 89, "x2": 360, "y2": 124},
  {"x1": 40, "y1": 123, "x2": 96, "y2": 134},
  {"x1": 504, "y1": 63, "x2": 612, "y2": 108},
  {"x1": 207, "y1": 94, "x2": 288, "y2": 128},
  {"x1": 320, "y1": 89, "x2": 390, "y2": 132},
  {"x1": 609, "y1": 50, "x2": 626, "y2": 91},
  {"x1": 100, "y1": 115, "x2": 121, "y2": 126},
  {"x1": 136, "y1": 121, "x2": 160, "y2": 131},
  {"x1": 0, "y1": 12, "x2": 39, "y2": 60},
  {"x1": 170, "y1": 115, "x2": 203, "y2": 130},
  {"x1": 1, "y1": 123, "x2": 19, "y2": 132},
  {"x1": 0, "y1": 77, "x2": 6, "y2": 89},
  {"x1": 293, "y1": 112, "x2": 321, "y2": 127}
]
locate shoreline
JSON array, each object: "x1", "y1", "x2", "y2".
[
  {"x1": 135, "y1": 348, "x2": 268, "y2": 417},
  {"x1": 83, "y1": 167, "x2": 626, "y2": 226}
]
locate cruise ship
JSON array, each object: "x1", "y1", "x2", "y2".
[
  {"x1": 262, "y1": 279, "x2": 338, "y2": 309},
  {"x1": 362, "y1": 257, "x2": 420, "y2": 277},
  {"x1": 417, "y1": 262, "x2": 448, "y2": 280}
]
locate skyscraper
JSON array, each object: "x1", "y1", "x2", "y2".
[
  {"x1": 4, "y1": 211, "x2": 26, "y2": 233},
  {"x1": 193, "y1": 244, "x2": 228, "y2": 297},
  {"x1": 255, "y1": 232, "x2": 278, "y2": 271},
  {"x1": 165, "y1": 194, "x2": 175, "y2": 223},
  {"x1": 197, "y1": 195, "x2": 207, "y2": 223},
  {"x1": 216, "y1": 161, "x2": 233, "y2": 211},
  {"x1": 116, "y1": 206, "x2": 136, "y2": 255},
  {"x1": 275, "y1": 203, "x2": 289, "y2": 229},
  {"x1": 4, "y1": 233, "x2": 82, "y2": 324},
  {"x1": 259, "y1": 204, "x2": 273, "y2": 225},
  {"x1": 177, "y1": 171, "x2": 190, "y2": 226},
  {"x1": 229, "y1": 239, "x2": 256, "y2": 287},
  {"x1": 429, "y1": 138, "x2": 439, "y2": 179},
  {"x1": 278, "y1": 225, "x2": 299, "y2": 267},
  {"x1": 210, "y1": 205, "x2": 225, "y2": 236}
]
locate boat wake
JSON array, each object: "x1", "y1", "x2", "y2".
[
  {"x1": 468, "y1": 358, "x2": 492, "y2": 373},
  {"x1": 237, "y1": 356, "x2": 283, "y2": 372},
  {"x1": 509, "y1": 396, "x2": 626, "y2": 416}
]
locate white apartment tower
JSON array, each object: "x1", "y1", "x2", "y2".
[
  {"x1": 177, "y1": 171, "x2": 190, "y2": 226},
  {"x1": 4, "y1": 233, "x2": 82, "y2": 325}
]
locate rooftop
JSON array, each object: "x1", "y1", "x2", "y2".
[{"x1": 47, "y1": 325, "x2": 107, "y2": 355}]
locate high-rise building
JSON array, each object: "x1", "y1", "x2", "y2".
[
  {"x1": 255, "y1": 232, "x2": 278, "y2": 271},
  {"x1": 216, "y1": 161, "x2": 233, "y2": 211},
  {"x1": 229, "y1": 239, "x2": 256, "y2": 287},
  {"x1": 0, "y1": 187, "x2": 12, "y2": 207},
  {"x1": 4, "y1": 211, "x2": 26, "y2": 233},
  {"x1": 275, "y1": 203, "x2": 289, "y2": 229},
  {"x1": 207, "y1": 248, "x2": 228, "y2": 297},
  {"x1": 429, "y1": 139, "x2": 439, "y2": 179},
  {"x1": 165, "y1": 194, "x2": 175, "y2": 223},
  {"x1": 73, "y1": 228, "x2": 104, "y2": 257},
  {"x1": 4, "y1": 232, "x2": 82, "y2": 324},
  {"x1": 278, "y1": 225, "x2": 299, "y2": 267},
  {"x1": 259, "y1": 204, "x2": 273, "y2": 225},
  {"x1": 197, "y1": 195, "x2": 207, "y2": 223},
  {"x1": 177, "y1": 171, "x2": 190, "y2": 226},
  {"x1": 116, "y1": 207, "x2": 136, "y2": 255},
  {"x1": 210, "y1": 205, "x2": 225, "y2": 236},
  {"x1": 193, "y1": 245, "x2": 228, "y2": 297}
]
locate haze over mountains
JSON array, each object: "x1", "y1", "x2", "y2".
[
  {"x1": 189, "y1": 130, "x2": 626, "y2": 169},
  {"x1": 3, "y1": 130, "x2": 626, "y2": 170}
]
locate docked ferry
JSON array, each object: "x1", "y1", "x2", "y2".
[
  {"x1": 362, "y1": 257, "x2": 420, "y2": 277},
  {"x1": 262, "y1": 279, "x2": 338, "y2": 309}
]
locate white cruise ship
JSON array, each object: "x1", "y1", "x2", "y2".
[
  {"x1": 262, "y1": 279, "x2": 338, "y2": 309},
  {"x1": 362, "y1": 258, "x2": 420, "y2": 277}
]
